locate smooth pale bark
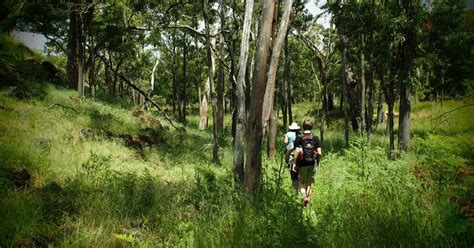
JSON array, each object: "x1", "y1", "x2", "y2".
[
  {"x1": 199, "y1": 35, "x2": 216, "y2": 130},
  {"x1": 283, "y1": 32, "x2": 291, "y2": 127},
  {"x1": 150, "y1": 58, "x2": 159, "y2": 93},
  {"x1": 262, "y1": 0, "x2": 293, "y2": 129},
  {"x1": 199, "y1": 93, "x2": 209, "y2": 128},
  {"x1": 245, "y1": 0, "x2": 275, "y2": 194},
  {"x1": 198, "y1": 84, "x2": 202, "y2": 106},
  {"x1": 202, "y1": 0, "x2": 219, "y2": 163},
  {"x1": 262, "y1": 0, "x2": 293, "y2": 159},
  {"x1": 234, "y1": 0, "x2": 254, "y2": 184},
  {"x1": 230, "y1": 36, "x2": 237, "y2": 140},
  {"x1": 281, "y1": 35, "x2": 288, "y2": 129},
  {"x1": 216, "y1": 0, "x2": 226, "y2": 139}
]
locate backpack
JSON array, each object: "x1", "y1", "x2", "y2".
[{"x1": 300, "y1": 135, "x2": 316, "y2": 162}]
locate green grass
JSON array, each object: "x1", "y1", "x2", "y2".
[
  {"x1": 1, "y1": 83, "x2": 473, "y2": 246},
  {"x1": 0, "y1": 35, "x2": 473, "y2": 246},
  {"x1": 0, "y1": 84, "x2": 220, "y2": 246},
  {"x1": 1, "y1": 35, "x2": 473, "y2": 247}
]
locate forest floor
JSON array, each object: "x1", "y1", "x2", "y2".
[{"x1": 1, "y1": 34, "x2": 474, "y2": 247}]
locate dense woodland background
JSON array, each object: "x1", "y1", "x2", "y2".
[{"x1": 0, "y1": 0, "x2": 473, "y2": 246}]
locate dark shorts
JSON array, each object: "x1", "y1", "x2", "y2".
[
  {"x1": 296, "y1": 158, "x2": 317, "y2": 185},
  {"x1": 299, "y1": 165, "x2": 315, "y2": 185}
]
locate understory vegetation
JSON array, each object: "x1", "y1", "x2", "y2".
[
  {"x1": 1, "y1": 3, "x2": 473, "y2": 246},
  {"x1": 0, "y1": 82, "x2": 472, "y2": 246}
]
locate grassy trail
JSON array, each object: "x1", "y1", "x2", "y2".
[{"x1": 1, "y1": 84, "x2": 473, "y2": 246}]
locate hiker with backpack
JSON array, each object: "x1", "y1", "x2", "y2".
[
  {"x1": 284, "y1": 122, "x2": 301, "y2": 190},
  {"x1": 292, "y1": 119, "x2": 322, "y2": 207}
]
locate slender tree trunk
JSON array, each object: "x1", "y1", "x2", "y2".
[
  {"x1": 388, "y1": 79, "x2": 395, "y2": 160},
  {"x1": 111, "y1": 58, "x2": 124, "y2": 96},
  {"x1": 182, "y1": 33, "x2": 188, "y2": 122},
  {"x1": 132, "y1": 89, "x2": 136, "y2": 105},
  {"x1": 328, "y1": 91, "x2": 334, "y2": 111},
  {"x1": 282, "y1": 32, "x2": 290, "y2": 129},
  {"x1": 103, "y1": 50, "x2": 113, "y2": 93},
  {"x1": 377, "y1": 90, "x2": 384, "y2": 125},
  {"x1": 367, "y1": 61, "x2": 375, "y2": 143},
  {"x1": 234, "y1": 0, "x2": 254, "y2": 184},
  {"x1": 339, "y1": 88, "x2": 343, "y2": 113},
  {"x1": 216, "y1": 0, "x2": 226, "y2": 140},
  {"x1": 281, "y1": 81, "x2": 287, "y2": 129},
  {"x1": 199, "y1": 82, "x2": 209, "y2": 129},
  {"x1": 245, "y1": 54, "x2": 253, "y2": 113},
  {"x1": 171, "y1": 32, "x2": 178, "y2": 117},
  {"x1": 360, "y1": 35, "x2": 365, "y2": 135},
  {"x1": 398, "y1": 19, "x2": 415, "y2": 152},
  {"x1": 198, "y1": 84, "x2": 202, "y2": 106},
  {"x1": 262, "y1": 0, "x2": 293, "y2": 159},
  {"x1": 245, "y1": 0, "x2": 275, "y2": 193},
  {"x1": 230, "y1": 34, "x2": 238, "y2": 140},
  {"x1": 342, "y1": 41, "x2": 349, "y2": 146},
  {"x1": 77, "y1": 17, "x2": 84, "y2": 98},
  {"x1": 398, "y1": 83, "x2": 411, "y2": 151},
  {"x1": 199, "y1": 37, "x2": 216, "y2": 130},
  {"x1": 321, "y1": 73, "x2": 327, "y2": 145},
  {"x1": 67, "y1": 1, "x2": 79, "y2": 91},
  {"x1": 286, "y1": 39, "x2": 293, "y2": 125},
  {"x1": 87, "y1": 6, "x2": 95, "y2": 98},
  {"x1": 89, "y1": 35, "x2": 96, "y2": 98},
  {"x1": 150, "y1": 57, "x2": 159, "y2": 94},
  {"x1": 203, "y1": 0, "x2": 219, "y2": 163},
  {"x1": 267, "y1": 114, "x2": 277, "y2": 158}
]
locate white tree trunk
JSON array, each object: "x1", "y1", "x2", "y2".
[
  {"x1": 199, "y1": 33, "x2": 217, "y2": 130},
  {"x1": 150, "y1": 57, "x2": 159, "y2": 92},
  {"x1": 234, "y1": 0, "x2": 254, "y2": 183},
  {"x1": 262, "y1": 0, "x2": 294, "y2": 129},
  {"x1": 245, "y1": 0, "x2": 275, "y2": 194}
]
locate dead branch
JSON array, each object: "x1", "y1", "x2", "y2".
[
  {"x1": 116, "y1": 73, "x2": 185, "y2": 134},
  {"x1": 48, "y1": 103, "x2": 79, "y2": 113},
  {"x1": 164, "y1": 25, "x2": 206, "y2": 38},
  {"x1": 97, "y1": 53, "x2": 183, "y2": 133},
  {"x1": 433, "y1": 103, "x2": 474, "y2": 121}
]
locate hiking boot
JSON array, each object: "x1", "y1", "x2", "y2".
[{"x1": 303, "y1": 197, "x2": 309, "y2": 207}]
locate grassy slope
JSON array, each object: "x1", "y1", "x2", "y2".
[
  {"x1": 0, "y1": 84, "x2": 241, "y2": 246},
  {"x1": 1, "y1": 35, "x2": 473, "y2": 246}
]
